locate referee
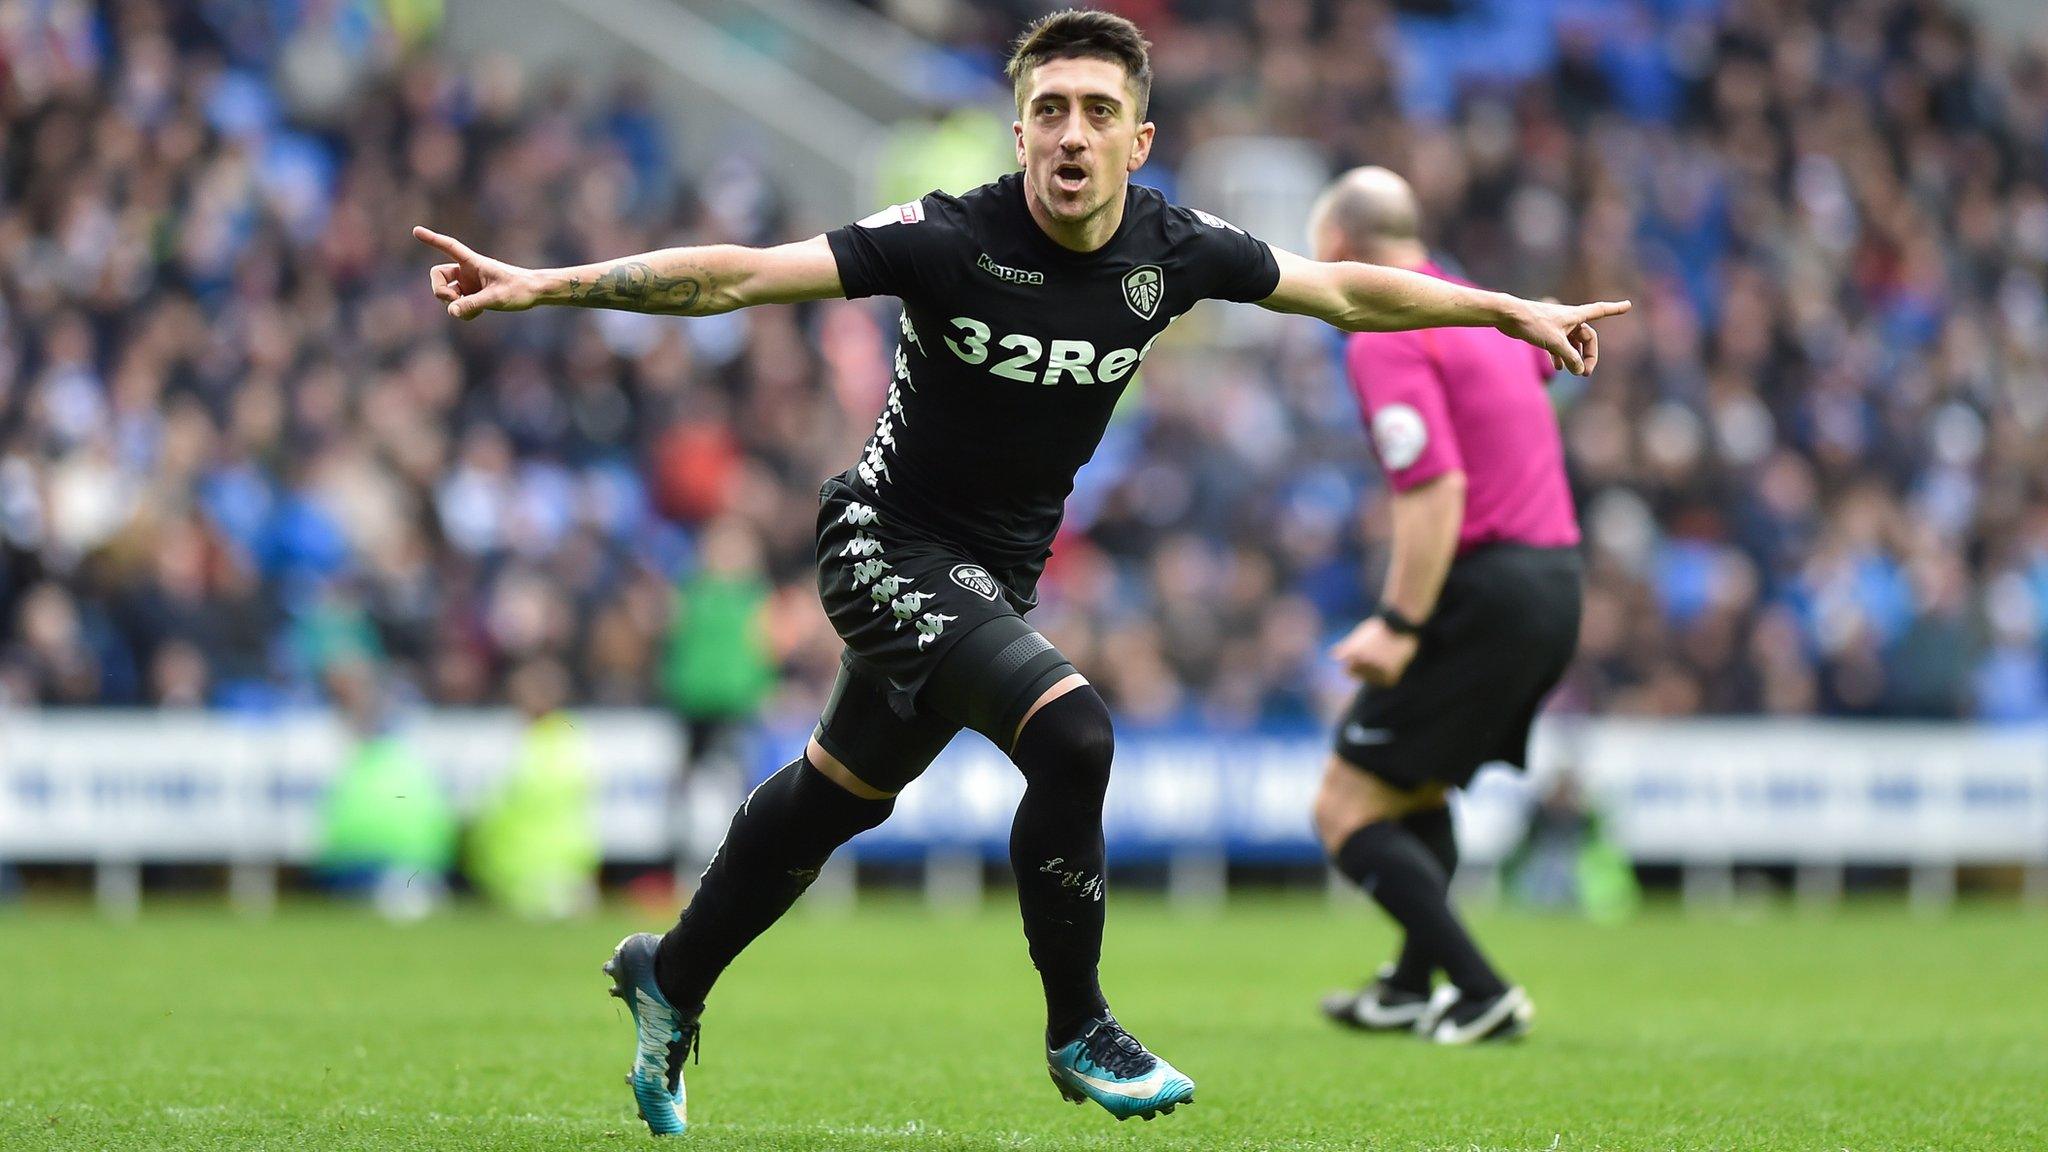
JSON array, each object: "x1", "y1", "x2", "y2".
[{"x1": 1309, "y1": 168, "x2": 1585, "y2": 1045}]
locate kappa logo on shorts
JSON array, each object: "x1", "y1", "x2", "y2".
[
  {"x1": 841, "y1": 533, "x2": 884, "y2": 559},
  {"x1": 949, "y1": 564, "x2": 1000, "y2": 601},
  {"x1": 1343, "y1": 723, "x2": 1395, "y2": 746},
  {"x1": 915, "y1": 612, "x2": 958, "y2": 649},
  {"x1": 1122, "y1": 265, "x2": 1164, "y2": 320},
  {"x1": 888, "y1": 590, "x2": 936, "y2": 622},
  {"x1": 869, "y1": 574, "x2": 910, "y2": 605}
]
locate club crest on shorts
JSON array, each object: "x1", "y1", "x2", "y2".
[
  {"x1": 950, "y1": 564, "x2": 1000, "y2": 601},
  {"x1": 1122, "y1": 265, "x2": 1163, "y2": 320}
]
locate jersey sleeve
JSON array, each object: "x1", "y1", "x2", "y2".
[
  {"x1": 1177, "y1": 206, "x2": 1282, "y2": 303},
  {"x1": 825, "y1": 195, "x2": 951, "y2": 301},
  {"x1": 1345, "y1": 330, "x2": 1462, "y2": 491}
]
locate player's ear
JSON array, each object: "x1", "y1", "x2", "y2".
[
  {"x1": 1127, "y1": 121, "x2": 1154, "y2": 173},
  {"x1": 1013, "y1": 119, "x2": 1027, "y2": 168}
]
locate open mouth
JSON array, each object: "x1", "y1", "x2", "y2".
[{"x1": 1053, "y1": 163, "x2": 1089, "y2": 193}]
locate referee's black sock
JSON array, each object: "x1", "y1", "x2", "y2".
[
  {"x1": 655, "y1": 756, "x2": 893, "y2": 1014},
  {"x1": 1335, "y1": 820, "x2": 1506, "y2": 1000},
  {"x1": 1007, "y1": 687, "x2": 1115, "y2": 1049},
  {"x1": 1385, "y1": 805, "x2": 1459, "y2": 993}
]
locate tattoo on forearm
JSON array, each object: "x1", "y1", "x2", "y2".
[{"x1": 566, "y1": 261, "x2": 704, "y2": 313}]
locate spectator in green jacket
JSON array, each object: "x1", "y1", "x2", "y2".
[
  {"x1": 661, "y1": 518, "x2": 777, "y2": 879},
  {"x1": 662, "y1": 518, "x2": 776, "y2": 778},
  {"x1": 469, "y1": 658, "x2": 600, "y2": 918},
  {"x1": 314, "y1": 658, "x2": 455, "y2": 920},
  {"x1": 1501, "y1": 769, "x2": 1639, "y2": 924}
]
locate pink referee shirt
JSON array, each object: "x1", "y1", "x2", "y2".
[{"x1": 1344, "y1": 262, "x2": 1581, "y2": 554}]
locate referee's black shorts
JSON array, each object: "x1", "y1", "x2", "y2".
[{"x1": 1333, "y1": 543, "x2": 1583, "y2": 792}]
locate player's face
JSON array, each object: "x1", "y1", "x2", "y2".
[{"x1": 1014, "y1": 57, "x2": 1154, "y2": 227}]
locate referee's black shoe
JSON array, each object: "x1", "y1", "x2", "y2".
[
  {"x1": 1319, "y1": 966, "x2": 1434, "y2": 1032},
  {"x1": 1420, "y1": 985, "x2": 1533, "y2": 1045}
]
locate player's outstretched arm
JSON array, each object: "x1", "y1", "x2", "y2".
[
  {"x1": 412, "y1": 227, "x2": 845, "y2": 320},
  {"x1": 1258, "y1": 247, "x2": 1630, "y2": 376}
]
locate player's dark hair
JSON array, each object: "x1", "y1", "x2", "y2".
[{"x1": 1005, "y1": 9, "x2": 1153, "y2": 121}]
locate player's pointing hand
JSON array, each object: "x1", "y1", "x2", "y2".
[
  {"x1": 1498, "y1": 298, "x2": 1631, "y2": 376},
  {"x1": 413, "y1": 226, "x2": 544, "y2": 320}
]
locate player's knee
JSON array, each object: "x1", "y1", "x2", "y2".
[
  {"x1": 1014, "y1": 684, "x2": 1115, "y2": 798},
  {"x1": 786, "y1": 754, "x2": 895, "y2": 838},
  {"x1": 1063, "y1": 705, "x2": 1116, "y2": 795},
  {"x1": 1311, "y1": 787, "x2": 1359, "y2": 855},
  {"x1": 1313, "y1": 758, "x2": 1392, "y2": 854},
  {"x1": 804, "y1": 736, "x2": 898, "y2": 800}
]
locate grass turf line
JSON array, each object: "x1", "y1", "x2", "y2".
[{"x1": 1, "y1": 897, "x2": 2043, "y2": 1150}]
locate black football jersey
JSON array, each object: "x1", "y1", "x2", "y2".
[{"x1": 824, "y1": 172, "x2": 1281, "y2": 584}]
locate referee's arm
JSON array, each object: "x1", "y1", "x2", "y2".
[
  {"x1": 413, "y1": 227, "x2": 845, "y2": 320},
  {"x1": 1332, "y1": 472, "x2": 1463, "y2": 686},
  {"x1": 1382, "y1": 472, "x2": 1464, "y2": 626}
]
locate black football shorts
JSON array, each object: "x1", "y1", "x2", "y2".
[
  {"x1": 1333, "y1": 544, "x2": 1583, "y2": 791},
  {"x1": 811, "y1": 479, "x2": 1075, "y2": 791}
]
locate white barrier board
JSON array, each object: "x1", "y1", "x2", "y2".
[{"x1": 2, "y1": 712, "x2": 2044, "y2": 867}]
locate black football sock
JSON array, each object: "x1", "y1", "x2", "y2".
[
  {"x1": 1385, "y1": 805, "x2": 1459, "y2": 993},
  {"x1": 1334, "y1": 820, "x2": 1506, "y2": 1000},
  {"x1": 655, "y1": 756, "x2": 893, "y2": 1014},
  {"x1": 1008, "y1": 688, "x2": 1116, "y2": 1048}
]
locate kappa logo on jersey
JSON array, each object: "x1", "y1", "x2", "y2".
[
  {"x1": 977, "y1": 253, "x2": 1044, "y2": 286},
  {"x1": 898, "y1": 311, "x2": 925, "y2": 356},
  {"x1": 1191, "y1": 208, "x2": 1244, "y2": 234},
  {"x1": 855, "y1": 201, "x2": 926, "y2": 228},
  {"x1": 949, "y1": 564, "x2": 1000, "y2": 601},
  {"x1": 1122, "y1": 265, "x2": 1163, "y2": 320},
  {"x1": 1371, "y1": 403, "x2": 1430, "y2": 471}
]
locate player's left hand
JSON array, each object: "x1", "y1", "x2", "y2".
[
  {"x1": 412, "y1": 225, "x2": 545, "y2": 320},
  {"x1": 1498, "y1": 297, "x2": 1631, "y2": 375},
  {"x1": 1330, "y1": 616, "x2": 1420, "y2": 687}
]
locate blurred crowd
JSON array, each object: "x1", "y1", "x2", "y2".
[
  {"x1": 0, "y1": 0, "x2": 832, "y2": 726},
  {"x1": 4, "y1": 0, "x2": 2048, "y2": 728},
  {"x1": 892, "y1": 0, "x2": 2048, "y2": 723}
]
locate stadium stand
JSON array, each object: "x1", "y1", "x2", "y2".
[{"x1": 4, "y1": 0, "x2": 2048, "y2": 731}]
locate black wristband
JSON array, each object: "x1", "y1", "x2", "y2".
[{"x1": 1375, "y1": 605, "x2": 1426, "y2": 636}]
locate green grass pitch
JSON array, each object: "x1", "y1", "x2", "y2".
[{"x1": 2, "y1": 896, "x2": 2044, "y2": 1150}]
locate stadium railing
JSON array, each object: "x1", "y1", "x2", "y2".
[{"x1": 4, "y1": 711, "x2": 2045, "y2": 914}]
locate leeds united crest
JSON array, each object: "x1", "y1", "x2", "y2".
[
  {"x1": 949, "y1": 564, "x2": 1000, "y2": 601},
  {"x1": 1122, "y1": 265, "x2": 1163, "y2": 320}
]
